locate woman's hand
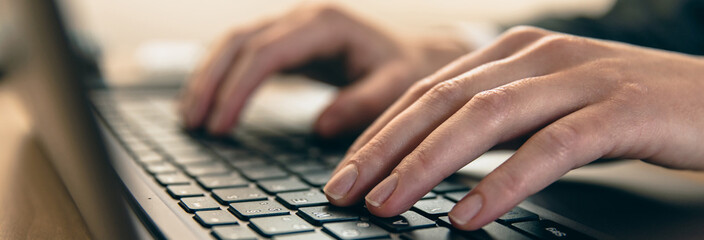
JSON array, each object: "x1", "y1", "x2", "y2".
[
  {"x1": 179, "y1": 4, "x2": 467, "y2": 137},
  {"x1": 323, "y1": 26, "x2": 704, "y2": 230}
]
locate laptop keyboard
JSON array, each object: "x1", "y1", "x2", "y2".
[{"x1": 91, "y1": 91, "x2": 593, "y2": 240}]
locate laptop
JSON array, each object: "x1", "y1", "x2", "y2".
[{"x1": 9, "y1": 0, "x2": 704, "y2": 239}]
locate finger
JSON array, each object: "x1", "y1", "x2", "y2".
[
  {"x1": 205, "y1": 13, "x2": 358, "y2": 135},
  {"x1": 314, "y1": 61, "x2": 413, "y2": 138},
  {"x1": 341, "y1": 26, "x2": 551, "y2": 161},
  {"x1": 180, "y1": 21, "x2": 272, "y2": 128},
  {"x1": 448, "y1": 102, "x2": 625, "y2": 230},
  {"x1": 361, "y1": 64, "x2": 612, "y2": 216},
  {"x1": 324, "y1": 44, "x2": 578, "y2": 206}
]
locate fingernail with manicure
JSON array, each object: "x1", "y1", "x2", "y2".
[
  {"x1": 449, "y1": 193, "x2": 483, "y2": 226},
  {"x1": 324, "y1": 164, "x2": 358, "y2": 200},
  {"x1": 365, "y1": 173, "x2": 399, "y2": 207}
]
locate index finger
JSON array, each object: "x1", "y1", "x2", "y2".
[
  {"x1": 339, "y1": 26, "x2": 551, "y2": 166},
  {"x1": 205, "y1": 9, "x2": 371, "y2": 134},
  {"x1": 180, "y1": 21, "x2": 271, "y2": 129}
]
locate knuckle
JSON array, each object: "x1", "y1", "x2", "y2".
[
  {"x1": 590, "y1": 59, "x2": 648, "y2": 105},
  {"x1": 242, "y1": 36, "x2": 279, "y2": 66},
  {"x1": 504, "y1": 25, "x2": 548, "y2": 38},
  {"x1": 423, "y1": 80, "x2": 465, "y2": 106},
  {"x1": 465, "y1": 87, "x2": 514, "y2": 125},
  {"x1": 500, "y1": 25, "x2": 549, "y2": 43},
  {"x1": 616, "y1": 81, "x2": 649, "y2": 101},
  {"x1": 309, "y1": 3, "x2": 346, "y2": 21},
  {"x1": 353, "y1": 134, "x2": 390, "y2": 165},
  {"x1": 608, "y1": 82, "x2": 649, "y2": 109},
  {"x1": 408, "y1": 147, "x2": 437, "y2": 174},
  {"x1": 407, "y1": 78, "x2": 437, "y2": 99},
  {"x1": 533, "y1": 34, "x2": 589, "y2": 55},
  {"x1": 487, "y1": 169, "x2": 527, "y2": 200},
  {"x1": 596, "y1": 60, "x2": 627, "y2": 83},
  {"x1": 537, "y1": 122, "x2": 584, "y2": 160},
  {"x1": 242, "y1": 36, "x2": 270, "y2": 57}
]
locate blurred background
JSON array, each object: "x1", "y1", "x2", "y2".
[{"x1": 55, "y1": 0, "x2": 614, "y2": 85}]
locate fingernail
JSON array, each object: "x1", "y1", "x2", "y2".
[
  {"x1": 449, "y1": 193, "x2": 483, "y2": 226},
  {"x1": 324, "y1": 164, "x2": 358, "y2": 200},
  {"x1": 365, "y1": 173, "x2": 399, "y2": 207}
]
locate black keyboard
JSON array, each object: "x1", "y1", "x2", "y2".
[{"x1": 91, "y1": 91, "x2": 594, "y2": 240}]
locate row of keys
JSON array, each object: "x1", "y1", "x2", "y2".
[{"x1": 94, "y1": 94, "x2": 593, "y2": 240}]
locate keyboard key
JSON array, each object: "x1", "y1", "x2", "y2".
[
  {"x1": 167, "y1": 184, "x2": 205, "y2": 199},
  {"x1": 229, "y1": 200, "x2": 289, "y2": 220},
  {"x1": 287, "y1": 162, "x2": 328, "y2": 174},
  {"x1": 496, "y1": 207, "x2": 538, "y2": 224},
  {"x1": 372, "y1": 211, "x2": 436, "y2": 232},
  {"x1": 421, "y1": 192, "x2": 437, "y2": 200},
  {"x1": 297, "y1": 206, "x2": 360, "y2": 226},
  {"x1": 273, "y1": 231, "x2": 335, "y2": 240},
  {"x1": 438, "y1": 216, "x2": 531, "y2": 240},
  {"x1": 213, "y1": 148, "x2": 252, "y2": 159},
  {"x1": 401, "y1": 227, "x2": 461, "y2": 240},
  {"x1": 179, "y1": 197, "x2": 221, "y2": 212},
  {"x1": 323, "y1": 220, "x2": 389, "y2": 240},
  {"x1": 155, "y1": 173, "x2": 190, "y2": 186},
  {"x1": 444, "y1": 190, "x2": 470, "y2": 202},
  {"x1": 301, "y1": 171, "x2": 331, "y2": 187},
  {"x1": 195, "y1": 210, "x2": 239, "y2": 227},
  {"x1": 412, "y1": 198, "x2": 456, "y2": 218},
  {"x1": 276, "y1": 190, "x2": 329, "y2": 209},
  {"x1": 198, "y1": 175, "x2": 249, "y2": 190},
  {"x1": 144, "y1": 162, "x2": 178, "y2": 175},
  {"x1": 271, "y1": 153, "x2": 306, "y2": 164},
  {"x1": 164, "y1": 147, "x2": 209, "y2": 158},
  {"x1": 240, "y1": 166, "x2": 289, "y2": 180},
  {"x1": 135, "y1": 151, "x2": 165, "y2": 164},
  {"x1": 212, "y1": 187, "x2": 268, "y2": 204},
  {"x1": 212, "y1": 225, "x2": 258, "y2": 240},
  {"x1": 249, "y1": 215, "x2": 315, "y2": 237},
  {"x1": 171, "y1": 154, "x2": 213, "y2": 166},
  {"x1": 432, "y1": 181, "x2": 470, "y2": 193},
  {"x1": 227, "y1": 156, "x2": 269, "y2": 169},
  {"x1": 258, "y1": 178, "x2": 311, "y2": 194},
  {"x1": 184, "y1": 162, "x2": 231, "y2": 177},
  {"x1": 322, "y1": 155, "x2": 343, "y2": 166},
  {"x1": 512, "y1": 220, "x2": 593, "y2": 240},
  {"x1": 436, "y1": 216, "x2": 451, "y2": 226}
]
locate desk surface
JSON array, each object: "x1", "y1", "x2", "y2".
[{"x1": 0, "y1": 78, "x2": 90, "y2": 239}]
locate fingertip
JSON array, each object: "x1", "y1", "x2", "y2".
[
  {"x1": 449, "y1": 193, "x2": 484, "y2": 230},
  {"x1": 186, "y1": 98, "x2": 209, "y2": 130},
  {"x1": 315, "y1": 112, "x2": 342, "y2": 138},
  {"x1": 206, "y1": 109, "x2": 226, "y2": 135},
  {"x1": 178, "y1": 94, "x2": 194, "y2": 126}
]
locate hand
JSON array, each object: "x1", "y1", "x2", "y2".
[
  {"x1": 179, "y1": 4, "x2": 467, "y2": 137},
  {"x1": 323, "y1": 26, "x2": 704, "y2": 230}
]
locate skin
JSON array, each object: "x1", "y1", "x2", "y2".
[
  {"x1": 181, "y1": 4, "x2": 704, "y2": 231},
  {"x1": 179, "y1": 4, "x2": 467, "y2": 138}
]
